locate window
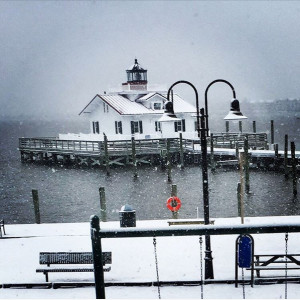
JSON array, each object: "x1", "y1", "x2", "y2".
[
  {"x1": 92, "y1": 121, "x2": 100, "y2": 134},
  {"x1": 131, "y1": 121, "x2": 143, "y2": 134},
  {"x1": 115, "y1": 121, "x2": 123, "y2": 134},
  {"x1": 153, "y1": 103, "x2": 162, "y2": 110},
  {"x1": 174, "y1": 119, "x2": 185, "y2": 132},
  {"x1": 155, "y1": 121, "x2": 161, "y2": 132},
  {"x1": 103, "y1": 103, "x2": 109, "y2": 113}
]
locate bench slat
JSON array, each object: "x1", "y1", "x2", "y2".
[
  {"x1": 39, "y1": 252, "x2": 111, "y2": 265},
  {"x1": 36, "y1": 266, "x2": 111, "y2": 273}
]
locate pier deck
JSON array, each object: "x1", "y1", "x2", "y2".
[{"x1": 18, "y1": 133, "x2": 299, "y2": 170}]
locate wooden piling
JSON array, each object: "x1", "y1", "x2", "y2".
[
  {"x1": 252, "y1": 121, "x2": 256, "y2": 133},
  {"x1": 237, "y1": 182, "x2": 244, "y2": 224},
  {"x1": 235, "y1": 142, "x2": 239, "y2": 158},
  {"x1": 167, "y1": 139, "x2": 172, "y2": 183},
  {"x1": 284, "y1": 135, "x2": 289, "y2": 179},
  {"x1": 32, "y1": 189, "x2": 41, "y2": 224},
  {"x1": 274, "y1": 143, "x2": 279, "y2": 157},
  {"x1": 291, "y1": 142, "x2": 298, "y2": 197},
  {"x1": 131, "y1": 137, "x2": 138, "y2": 178},
  {"x1": 99, "y1": 187, "x2": 107, "y2": 222},
  {"x1": 104, "y1": 134, "x2": 110, "y2": 176},
  {"x1": 271, "y1": 120, "x2": 274, "y2": 145},
  {"x1": 210, "y1": 133, "x2": 215, "y2": 171},
  {"x1": 239, "y1": 121, "x2": 243, "y2": 133},
  {"x1": 238, "y1": 154, "x2": 245, "y2": 224},
  {"x1": 179, "y1": 133, "x2": 184, "y2": 169},
  {"x1": 52, "y1": 154, "x2": 57, "y2": 163},
  {"x1": 225, "y1": 121, "x2": 229, "y2": 133},
  {"x1": 171, "y1": 184, "x2": 177, "y2": 197},
  {"x1": 244, "y1": 136, "x2": 250, "y2": 194},
  {"x1": 171, "y1": 184, "x2": 178, "y2": 219}
]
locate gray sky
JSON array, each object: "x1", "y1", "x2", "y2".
[{"x1": 1, "y1": 1, "x2": 300, "y2": 120}]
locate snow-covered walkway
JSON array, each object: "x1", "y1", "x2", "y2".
[{"x1": 1, "y1": 216, "x2": 300, "y2": 299}]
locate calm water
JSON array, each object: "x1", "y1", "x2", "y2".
[{"x1": 0, "y1": 119, "x2": 299, "y2": 224}]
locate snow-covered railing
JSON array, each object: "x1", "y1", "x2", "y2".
[
  {"x1": 18, "y1": 137, "x2": 182, "y2": 155},
  {"x1": 19, "y1": 138, "x2": 102, "y2": 153},
  {"x1": 208, "y1": 132, "x2": 268, "y2": 150},
  {"x1": 18, "y1": 133, "x2": 269, "y2": 158},
  {"x1": 90, "y1": 214, "x2": 300, "y2": 299}
]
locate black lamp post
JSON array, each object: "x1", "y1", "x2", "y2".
[
  {"x1": 166, "y1": 80, "x2": 215, "y2": 279},
  {"x1": 165, "y1": 79, "x2": 247, "y2": 280}
]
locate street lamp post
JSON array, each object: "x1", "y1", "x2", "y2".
[
  {"x1": 165, "y1": 80, "x2": 214, "y2": 279},
  {"x1": 165, "y1": 79, "x2": 247, "y2": 280}
]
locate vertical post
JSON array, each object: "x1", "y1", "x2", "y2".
[
  {"x1": 99, "y1": 187, "x2": 107, "y2": 222},
  {"x1": 239, "y1": 121, "x2": 243, "y2": 133},
  {"x1": 284, "y1": 135, "x2": 289, "y2": 179},
  {"x1": 210, "y1": 133, "x2": 215, "y2": 171},
  {"x1": 237, "y1": 182, "x2": 244, "y2": 224},
  {"x1": 179, "y1": 133, "x2": 184, "y2": 169},
  {"x1": 167, "y1": 139, "x2": 172, "y2": 183},
  {"x1": 225, "y1": 121, "x2": 229, "y2": 133},
  {"x1": 271, "y1": 120, "x2": 274, "y2": 145},
  {"x1": 291, "y1": 142, "x2": 297, "y2": 197},
  {"x1": 131, "y1": 137, "x2": 138, "y2": 178},
  {"x1": 90, "y1": 215, "x2": 105, "y2": 299},
  {"x1": 274, "y1": 143, "x2": 279, "y2": 157},
  {"x1": 200, "y1": 108, "x2": 214, "y2": 280},
  {"x1": 252, "y1": 121, "x2": 256, "y2": 133},
  {"x1": 104, "y1": 134, "x2": 110, "y2": 176},
  {"x1": 244, "y1": 136, "x2": 250, "y2": 194},
  {"x1": 239, "y1": 152, "x2": 245, "y2": 224},
  {"x1": 274, "y1": 143, "x2": 279, "y2": 170},
  {"x1": 235, "y1": 142, "x2": 239, "y2": 158},
  {"x1": 32, "y1": 189, "x2": 41, "y2": 224},
  {"x1": 171, "y1": 184, "x2": 178, "y2": 219}
]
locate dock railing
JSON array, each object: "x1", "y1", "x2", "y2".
[
  {"x1": 19, "y1": 133, "x2": 268, "y2": 156},
  {"x1": 90, "y1": 215, "x2": 300, "y2": 299},
  {"x1": 207, "y1": 132, "x2": 268, "y2": 149}
]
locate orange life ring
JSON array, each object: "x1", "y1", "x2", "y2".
[{"x1": 166, "y1": 196, "x2": 182, "y2": 212}]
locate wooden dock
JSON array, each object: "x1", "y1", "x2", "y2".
[{"x1": 18, "y1": 132, "x2": 299, "y2": 171}]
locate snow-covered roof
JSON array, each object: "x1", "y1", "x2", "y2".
[
  {"x1": 79, "y1": 92, "x2": 196, "y2": 116},
  {"x1": 163, "y1": 93, "x2": 196, "y2": 113},
  {"x1": 79, "y1": 94, "x2": 159, "y2": 116},
  {"x1": 138, "y1": 92, "x2": 157, "y2": 101}
]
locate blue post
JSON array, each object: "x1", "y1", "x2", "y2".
[{"x1": 235, "y1": 234, "x2": 254, "y2": 287}]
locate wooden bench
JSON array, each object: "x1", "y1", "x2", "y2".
[
  {"x1": 36, "y1": 252, "x2": 112, "y2": 282},
  {"x1": 248, "y1": 254, "x2": 300, "y2": 279},
  {"x1": 167, "y1": 220, "x2": 215, "y2": 226},
  {"x1": 0, "y1": 219, "x2": 5, "y2": 237}
]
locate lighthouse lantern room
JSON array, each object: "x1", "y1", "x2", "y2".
[{"x1": 122, "y1": 59, "x2": 148, "y2": 91}]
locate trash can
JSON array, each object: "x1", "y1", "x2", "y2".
[{"x1": 119, "y1": 204, "x2": 136, "y2": 227}]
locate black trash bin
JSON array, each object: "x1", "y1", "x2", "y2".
[{"x1": 119, "y1": 204, "x2": 136, "y2": 227}]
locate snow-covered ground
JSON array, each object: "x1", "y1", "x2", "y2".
[{"x1": 1, "y1": 216, "x2": 300, "y2": 299}]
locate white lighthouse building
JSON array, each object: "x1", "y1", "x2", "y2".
[{"x1": 60, "y1": 59, "x2": 197, "y2": 141}]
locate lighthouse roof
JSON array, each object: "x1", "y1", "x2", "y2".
[{"x1": 127, "y1": 58, "x2": 146, "y2": 71}]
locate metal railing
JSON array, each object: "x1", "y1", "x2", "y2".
[{"x1": 90, "y1": 215, "x2": 300, "y2": 299}]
